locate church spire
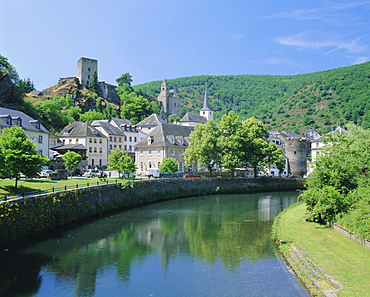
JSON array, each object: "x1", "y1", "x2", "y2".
[{"x1": 200, "y1": 84, "x2": 213, "y2": 121}]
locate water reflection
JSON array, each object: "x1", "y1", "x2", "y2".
[{"x1": 1, "y1": 191, "x2": 309, "y2": 297}]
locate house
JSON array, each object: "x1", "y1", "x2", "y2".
[
  {"x1": 135, "y1": 123, "x2": 194, "y2": 175},
  {"x1": 91, "y1": 118, "x2": 138, "y2": 159},
  {"x1": 0, "y1": 107, "x2": 50, "y2": 157},
  {"x1": 58, "y1": 121, "x2": 108, "y2": 168}
]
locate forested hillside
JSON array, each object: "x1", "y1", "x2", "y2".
[{"x1": 133, "y1": 62, "x2": 370, "y2": 134}]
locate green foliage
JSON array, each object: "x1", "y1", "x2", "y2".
[
  {"x1": 302, "y1": 127, "x2": 370, "y2": 232},
  {"x1": 107, "y1": 148, "x2": 136, "y2": 177},
  {"x1": 116, "y1": 72, "x2": 133, "y2": 87},
  {"x1": 87, "y1": 70, "x2": 99, "y2": 94},
  {"x1": 134, "y1": 62, "x2": 370, "y2": 133},
  {"x1": 62, "y1": 151, "x2": 82, "y2": 174},
  {"x1": 117, "y1": 85, "x2": 159, "y2": 124},
  {"x1": 159, "y1": 158, "x2": 179, "y2": 173},
  {"x1": 184, "y1": 120, "x2": 220, "y2": 174},
  {"x1": 0, "y1": 126, "x2": 49, "y2": 188}
]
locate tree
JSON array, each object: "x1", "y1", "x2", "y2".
[
  {"x1": 117, "y1": 85, "x2": 158, "y2": 124},
  {"x1": 0, "y1": 126, "x2": 49, "y2": 188},
  {"x1": 159, "y1": 158, "x2": 178, "y2": 173},
  {"x1": 217, "y1": 111, "x2": 243, "y2": 176},
  {"x1": 62, "y1": 151, "x2": 82, "y2": 176},
  {"x1": 184, "y1": 120, "x2": 220, "y2": 175},
  {"x1": 87, "y1": 70, "x2": 99, "y2": 94},
  {"x1": 107, "y1": 148, "x2": 136, "y2": 178},
  {"x1": 116, "y1": 73, "x2": 133, "y2": 87},
  {"x1": 238, "y1": 117, "x2": 285, "y2": 177}
]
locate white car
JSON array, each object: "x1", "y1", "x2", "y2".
[{"x1": 39, "y1": 170, "x2": 54, "y2": 178}]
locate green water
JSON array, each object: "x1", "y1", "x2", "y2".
[{"x1": 1, "y1": 191, "x2": 309, "y2": 296}]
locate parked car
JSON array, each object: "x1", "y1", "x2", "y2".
[
  {"x1": 122, "y1": 172, "x2": 136, "y2": 178},
  {"x1": 183, "y1": 173, "x2": 202, "y2": 178},
  {"x1": 287, "y1": 175, "x2": 300, "y2": 178},
  {"x1": 72, "y1": 168, "x2": 84, "y2": 176},
  {"x1": 146, "y1": 168, "x2": 160, "y2": 178},
  {"x1": 38, "y1": 170, "x2": 54, "y2": 178},
  {"x1": 83, "y1": 169, "x2": 107, "y2": 178},
  {"x1": 157, "y1": 172, "x2": 177, "y2": 178}
]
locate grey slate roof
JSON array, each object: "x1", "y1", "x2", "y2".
[
  {"x1": 136, "y1": 123, "x2": 194, "y2": 148},
  {"x1": 51, "y1": 143, "x2": 87, "y2": 150},
  {"x1": 136, "y1": 114, "x2": 165, "y2": 127},
  {"x1": 58, "y1": 121, "x2": 106, "y2": 138},
  {"x1": 0, "y1": 107, "x2": 50, "y2": 133},
  {"x1": 180, "y1": 112, "x2": 207, "y2": 124},
  {"x1": 109, "y1": 118, "x2": 133, "y2": 127},
  {"x1": 91, "y1": 121, "x2": 124, "y2": 136}
]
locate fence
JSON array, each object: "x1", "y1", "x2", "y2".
[{"x1": 0, "y1": 179, "x2": 124, "y2": 202}]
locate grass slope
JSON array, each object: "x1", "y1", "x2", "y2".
[{"x1": 275, "y1": 203, "x2": 370, "y2": 297}]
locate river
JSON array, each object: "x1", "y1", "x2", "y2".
[{"x1": 0, "y1": 191, "x2": 309, "y2": 296}]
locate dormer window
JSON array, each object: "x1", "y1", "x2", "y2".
[{"x1": 148, "y1": 136, "x2": 154, "y2": 145}]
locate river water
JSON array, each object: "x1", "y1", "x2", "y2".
[{"x1": 1, "y1": 191, "x2": 310, "y2": 297}]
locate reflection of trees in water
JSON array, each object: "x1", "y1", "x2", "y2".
[
  {"x1": 0, "y1": 252, "x2": 47, "y2": 296},
  {"x1": 11, "y1": 192, "x2": 298, "y2": 296}
]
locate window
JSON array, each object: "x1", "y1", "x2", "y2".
[
  {"x1": 99, "y1": 148, "x2": 102, "y2": 153},
  {"x1": 88, "y1": 67, "x2": 90, "y2": 71},
  {"x1": 171, "y1": 149, "x2": 175, "y2": 156},
  {"x1": 140, "y1": 162, "x2": 143, "y2": 171},
  {"x1": 124, "y1": 145, "x2": 127, "y2": 150},
  {"x1": 76, "y1": 138, "x2": 79, "y2": 143},
  {"x1": 158, "y1": 162, "x2": 161, "y2": 168},
  {"x1": 129, "y1": 136, "x2": 132, "y2": 142},
  {"x1": 119, "y1": 137, "x2": 121, "y2": 142},
  {"x1": 88, "y1": 75, "x2": 90, "y2": 79},
  {"x1": 110, "y1": 144, "x2": 112, "y2": 149},
  {"x1": 38, "y1": 135, "x2": 43, "y2": 143},
  {"x1": 180, "y1": 149, "x2": 183, "y2": 155},
  {"x1": 94, "y1": 139, "x2": 97, "y2": 143},
  {"x1": 148, "y1": 149, "x2": 152, "y2": 155},
  {"x1": 89, "y1": 138, "x2": 92, "y2": 143},
  {"x1": 179, "y1": 162, "x2": 183, "y2": 171},
  {"x1": 99, "y1": 139, "x2": 102, "y2": 143},
  {"x1": 114, "y1": 137, "x2": 117, "y2": 142},
  {"x1": 124, "y1": 136, "x2": 127, "y2": 141},
  {"x1": 114, "y1": 145, "x2": 116, "y2": 148},
  {"x1": 129, "y1": 145, "x2": 132, "y2": 151},
  {"x1": 140, "y1": 150, "x2": 143, "y2": 156},
  {"x1": 94, "y1": 147, "x2": 97, "y2": 153},
  {"x1": 69, "y1": 139, "x2": 72, "y2": 143},
  {"x1": 148, "y1": 161, "x2": 152, "y2": 168},
  {"x1": 157, "y1": 149, "x2": 161, "y2": 155},
  {"x1": 38, "y1": 150, "x2": 42, "y2": 155},
  {"x1": 134, "y1": 137, "x2": 137, "y2": 142},
  {"x1": 119, "y1": 145, "x2": 121, "y2": 149},
  {"x1": 109, "y1": 136, "x2": 112, "y2": 141},
  {"x1": 89, "y1": 147, "x2": 92, "y2": 152}
]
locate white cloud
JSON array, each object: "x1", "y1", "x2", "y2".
[
  {"x1": 353, "y1": 56, "x2": 370, "y2": 64},
  {"x1": 274, "y1": 33, "x2": 367, "y2": 54},
  {"x1": 268, "y1": 1, "x2": 370, "y2": 20}
]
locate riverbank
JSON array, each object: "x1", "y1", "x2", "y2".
[{"x1": 273, "y1": 203, "x2": 370, "y2": 297}]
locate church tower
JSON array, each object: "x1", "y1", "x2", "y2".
[
  {"x1": 200, "y1": 86, "x2": 213, "y2": 121},
  {"x1": 157, "y1": 80, "x2": 181, "y2": 119}
]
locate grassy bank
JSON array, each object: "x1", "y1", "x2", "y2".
[{"x1": 273, "y1": 203, "x2": 370, "y2": 297}]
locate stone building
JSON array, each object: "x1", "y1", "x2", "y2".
[
  {"x1": 77, "y1": 57, "x2": 98, "y2": 88},
  {"x1": 157, "y1": 80, "x2": 181, "y2": 119}
]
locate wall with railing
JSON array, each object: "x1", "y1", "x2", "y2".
[{"x1": 0, "y1": 178, "x2": 304, "y2": 245}]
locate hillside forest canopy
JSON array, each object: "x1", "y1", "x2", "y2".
[{"x1": 1, "y1": 54, "x2": 370, "y2": 134}]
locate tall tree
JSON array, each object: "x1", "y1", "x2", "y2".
[
  {"x1": 184, "y1": 120, "x2": 220, "y2": 175},
  {"x1": 117, "y1": 85, "x2": 158, "y2": 124},
  {"x1": 116, "y1": 73, "x2": 133, "y2": 87},
  {"x1": 159, "y1": 158, "x2": 178, "y2": 173},
  {"x1": 62, "y1": 151, "x2": 82, "y2": 176},
  {"x1": 217, "y1": 111, "x2": 243, "y2": 176},
  {"x1": 107, "y1": 148, "x2": 136, "y2": 178},
  {"x1": 87, "y1": 70, "x2": 99, "y2": 94},
  {"x1": 0, "y1": 126, "x2": 49, "y2": 188}
]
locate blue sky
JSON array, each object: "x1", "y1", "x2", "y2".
[{"x1": 1, "y1": 0, "x2": 370, "y2": 90}]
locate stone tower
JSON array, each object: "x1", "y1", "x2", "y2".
[
  {"x1": 283, "y1": 138, "x2": 310, "y2": 176},
  {"x1": 77, "y1": 57, "x2": 98, "y2": 87},
  {"x1": 200, "y1": 86, "x2": 213, "y2": 121},
  {"x1": 157, "y1": 80, "x2": 181, "y2": 119}
]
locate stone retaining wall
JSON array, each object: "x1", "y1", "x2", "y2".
[
  {"x1": 332, "y1": 223, "x2": 370, "y2": 249},
  {"x1": 0, "y1": 178, "x2": 303, "y2": 244}
]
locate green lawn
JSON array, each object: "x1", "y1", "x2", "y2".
[
  {"x1": 0, "y1": 177, "x2": 129, "y2": 197},
  {"x1": 277, "y1": 203, "x2": 370, "y2": 297}
]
